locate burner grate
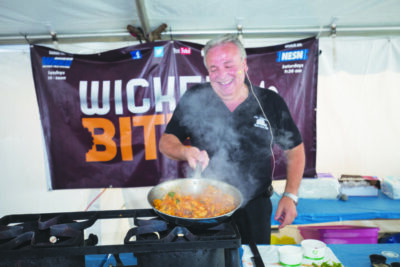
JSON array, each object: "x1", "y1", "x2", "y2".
[{"x1": 0, "y1": 209, "x2": 241, "y2": 267}]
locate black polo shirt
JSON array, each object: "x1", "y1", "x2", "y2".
[{"x1": 165, "y1": 82, "x2": 302, "y2": 202}]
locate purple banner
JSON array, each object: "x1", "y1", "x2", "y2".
[
  {"x1": 246, "y1": 37, "x2": 318, "y2": 179},
  {"x1": 30, "y1": 37, "x2": 318, "y2": 189}
]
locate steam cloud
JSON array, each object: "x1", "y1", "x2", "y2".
[{"x1": 171, "y1": 86, "x2": 297, "y2": 205}]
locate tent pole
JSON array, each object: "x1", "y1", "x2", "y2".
[
  {"x1": 135, "y1": 0, "x2": 151, "y2": 38},
  {"x1": 163, "y1": 26, "x2": 400, "y2": 37},
  {"x1": 1, "y1": 26, "x2": 400, "y2": 45}
]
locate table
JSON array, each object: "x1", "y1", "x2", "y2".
[
  {"x1": 271, "y1": 191, "x2": 400, "y2": 225},
  {"x1": 329, "y1": 243, "x2": 400, "y2": 266},
  {"x1": 241, "y1": 243, "x2": 400, "y2": 266},
  {"x1": 86, "y1": 244, "x2": 400, "y2": 267},
  {"x1": 85, "y1": 192, "x2": 400, "y2": 266}
]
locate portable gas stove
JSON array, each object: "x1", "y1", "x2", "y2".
[{"x1": 0, "y1": 209, "x2": 241, "y2": 267}]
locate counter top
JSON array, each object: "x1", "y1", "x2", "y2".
[
  {"x1": 241, "y1": 243, "x2": 400, "y2": 267},
  {"x1": 271, "y1": 191, "x2": 400, "y2": 225}
]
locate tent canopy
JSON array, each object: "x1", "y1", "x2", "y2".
[{"x1": 1, "y1": 0, "x2": 400, "y2": 44}]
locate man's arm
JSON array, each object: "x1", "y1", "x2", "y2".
[
  {"x1": 274, "y1": 142, "x2": 305, "y2": 228},
  {"x1": 283, "y1": 142, "x2": 305, "y2": 196},
  {"x1": 159, "y1": 133, "x2": 187, "y2": 161},
  {"x1": 159, "y1": 133, "x2": 209, "y2": 169}
]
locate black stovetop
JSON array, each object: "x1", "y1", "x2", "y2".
[{"x1": 0, "y1": 209, "x2": 241, "y2": 267}]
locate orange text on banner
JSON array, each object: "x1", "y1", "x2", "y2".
[{"x1": 82, "y1": 114, "x2": 172, "y2": 162}]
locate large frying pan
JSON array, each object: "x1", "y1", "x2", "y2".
[{"x1": 147, "y1": 178, "x2": 243, "y2": 228}]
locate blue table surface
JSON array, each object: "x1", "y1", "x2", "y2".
[
  {"x1": 271, "y1": 191, "x2": 400, "y2": 225},
  {"x1": 329, "y1": 243, "x2": 400, "y2": 266},
  {"x1": 85, "y1": 192, "x2": 400, "y2": 266},
  {"x1": 85, "y1": 244, "x2": 400, "y2": 267}
]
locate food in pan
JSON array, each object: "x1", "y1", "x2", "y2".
[{"x1": 153, "y1": 185, "x2": 236, "y2": 218}]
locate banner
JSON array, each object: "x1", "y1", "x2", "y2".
[{"x1": 30, "y1": 37, "x2": 318, "y2": 189}]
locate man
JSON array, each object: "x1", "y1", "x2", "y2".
[{"x1": 159, "y1": 34, "x2": 305, "y2": 244}]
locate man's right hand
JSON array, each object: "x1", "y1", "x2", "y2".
[
  {"x1": 182, "y1": 146, "x2": 209, "y2": 170},
  {"x1": 159, "y1": 133, "x2": 209, "y2": 170}
]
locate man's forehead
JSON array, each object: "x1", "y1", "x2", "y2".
[
  {"x1": 206, "y1": 46, "x2": 241, "y2": 65},
  {"x1": 209, "y1": 43, "x2": 238, "y2": 54},
  {"x1": 207, "y1": 57, "x2": 239, "y2": 68}
]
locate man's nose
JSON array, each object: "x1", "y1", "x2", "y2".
[{"x1": 214, "y1": 69, "x2": 229, "y2": 79}]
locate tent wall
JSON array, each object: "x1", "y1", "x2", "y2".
[{"x1": 0, "y1": 36, "x2": 399, "y2": 220}]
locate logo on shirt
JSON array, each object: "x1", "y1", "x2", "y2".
[{"x1": 253, "y1": 116, "x2": 269, "y2": 130}]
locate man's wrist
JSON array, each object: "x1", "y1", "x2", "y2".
[
  {"x1": 282, "y1": 192, "x2": 298, "y2": 205},
  {"x1": 180, "y1": 146, "x2": 189, "y2": 160}
]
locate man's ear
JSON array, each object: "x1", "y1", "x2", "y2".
[{"x1": 243, "y1": 58, "x2": 249, "y2": 73}]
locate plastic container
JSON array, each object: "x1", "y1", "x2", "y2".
[
  {"x1": 301, "y1": 239, "x2": 327, "y2": 261},
  {"x1": 278, "y1": 245, "x2": 303, "y2": 267},
  {"x1": 298, "y1": 225, "x2": 379, "y2": 244},
  {"x1": 381, "y1": 176, "x2": 400, "y2": 199},
  {"x1": 369, "y1": 254, "x2": 387, "y2": 264},
  {"x1": 298, "y1": 178, "x2": 340, "y2": 199},
  {"x1": 379, "y1": 233, "x2": 400, "y2": 243}
]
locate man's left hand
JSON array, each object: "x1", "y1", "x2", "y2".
[{"x1": 274, "y1": 196, "x2": 297, "y2": 229}]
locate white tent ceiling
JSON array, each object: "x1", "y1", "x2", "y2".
[{"x1": 1, "y1": 0, "x2": 400, "y2": 44}]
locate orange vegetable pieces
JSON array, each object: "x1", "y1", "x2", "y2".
[{"x1": 153, "y1": 186, "x2": 235, "y2": 219}]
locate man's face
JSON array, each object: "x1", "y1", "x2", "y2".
[{"x1": 205, "y1": 43, "x2": 248, "y2": 103}]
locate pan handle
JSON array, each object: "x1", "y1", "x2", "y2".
[{"x1": 193, "y1": 162, "x2": 203, "y2": 179}]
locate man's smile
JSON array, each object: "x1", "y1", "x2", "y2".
[{"x1": 218, "y1": 79, "x2": 234, "y2": 86}]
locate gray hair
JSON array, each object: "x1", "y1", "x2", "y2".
[{"x1": 203, "y1": 34, "x2": 247, "y2": 67}]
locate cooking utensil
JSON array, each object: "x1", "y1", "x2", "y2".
[
  {"x1": 192, "y1": 162, "x2": 202, "y2": 179},
  {"x1": 249, "y1": 241, "x2": 265, "y2": 267},
  {"x1": 147, "y1": 178, "x2": 243, "y2": 228}
]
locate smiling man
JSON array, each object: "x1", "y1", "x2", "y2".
[
  {"x1": 205, "y1": 41, "x2": 249, "y2": 111},
  {"x1": 159, "y1": 34, "x2": 305, "y2": 244}
]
